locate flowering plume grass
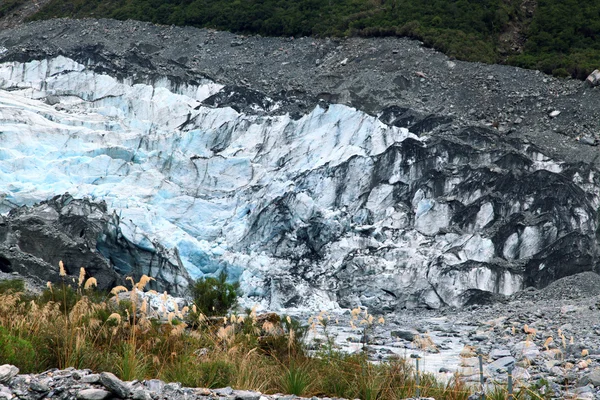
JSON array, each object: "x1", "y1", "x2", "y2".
[{"x1": 0, "y1": 268, "x2": 544, "y2": 400}]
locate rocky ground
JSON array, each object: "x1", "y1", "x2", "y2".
[
  {"x1": 3, "y1": 268, "x2": 600, "y2": 399},
  {"x1": 309, "y1": 271, "x2": 600, "y2": 399},
  {"x1": 2, "y1": 16, "x2": 600, "y2": 399},
  {"x1": 1, "y1": 18, "x2": 600, "y2": 168},
  {"x1": 0, "y1": 365, "x2": 288, "y2": 400}
]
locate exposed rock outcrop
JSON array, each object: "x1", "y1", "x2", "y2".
[
  {"x1": 0, "y1": 194, "x2": 192, "y2": 294},
  {"x1": 0, "y1": 20, "x2": 598, "y2": 311}
]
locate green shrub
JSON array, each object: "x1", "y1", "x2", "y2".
[
  {"x1": 552, "y1": 67, "x2": 570, "y2": 78},
  {"x1": 39, "y1": 284, "x2": 80, "y2": 314},
  {"x1": 279, "y1": 360, "x2": 312, "y2": 396},
  {"x1": 199, "y1": 359, "x2": 235, "y2": 388},
  {"x1": 191, "y1": 272, "x2": 240, "y2": 317},
  {"x1": 0, "y1": 327, "x2": 37, "y2": 372},
  {"x1": 0, "y1": 279, "x2": 24, "y2": 294}
]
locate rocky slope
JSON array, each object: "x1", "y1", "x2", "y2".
[
  {"x1": 0, "y1": 19, "x2": 598, "y2": 311},
  {"x1": 0, "y1": 365, "x2": 276, "y2": 400},
  {"x1": 0, "y1": 194, "x2": 192, "y2": 293}
]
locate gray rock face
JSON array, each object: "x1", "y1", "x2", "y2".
[
  {"x1": 0, "y1": 194, "x2": 192, "y2": 295},
  {"x1": 239, "y1": 126, "x2": 600, "y2": 310}
]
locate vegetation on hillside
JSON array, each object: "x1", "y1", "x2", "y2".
[
  {"x1": 0, "y1": 265, "x2": 547, "y2": 399},
  {"x1": 0, "y1": 0, "x2": 27, "y2": 18},
  {"x1": 11, "y1": 0, "x2": 600, "y2": 78}
]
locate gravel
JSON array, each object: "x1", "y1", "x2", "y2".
[{"x1": 0, "y1": 18, "x2": 600, "y2": 167}]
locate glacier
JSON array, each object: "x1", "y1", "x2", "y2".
[{"x1": 0, "y1": 56, "x2": 598, "y2": 311}]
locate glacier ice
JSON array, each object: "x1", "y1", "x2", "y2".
[{"x1": 0, "y1": 56, "x2": 597, "y2": 311}]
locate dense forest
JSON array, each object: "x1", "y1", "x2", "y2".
[{"x1": 14, "y1": 0, "x2": 600, "y2": 78}]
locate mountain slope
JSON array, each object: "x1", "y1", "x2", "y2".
[
  {"x1": 0, "y1": 19, "x2": 599, "y2": 311},
  {"x1": 11, "y1": 0, "x2": 600, "y2": 79}
]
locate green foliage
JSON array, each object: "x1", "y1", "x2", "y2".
[
  {"x1": 27, "y1": 0, "x2": 600, "y2": 78},
  {"x1": 279, "y1": 360, "x2": 312, "y2": 396},
  {"x1": 0, "y1": 0, "x2": 27, "y2": 18},
  {"x1": 39, "y1": 284, "x2": 80, "y2": 314},
  {"x1": 116, "y1": 343, "x2": 148, "y2": 381},
  {"x1": 0, "y1": 279, "x2": 24, "y2": 294},
  {"x1": 198, "y1": 359, "x2": 235, "y2": 388},
  {"x1": 191, "y1": 271, "x2": 240, "y2": 317},
  {"x1": 163, "y1": 355, "x2": 235, "y2": 388},
  {"x1": 0, "y1": 327, "x2": 37, "y2": 373}
]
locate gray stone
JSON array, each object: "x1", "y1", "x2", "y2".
[
  {"x1": 513, "y1": 341, "x2": 540, "y2": 361},
  {"x1": 586, "y1": 69, "x2": 600, "y2": 87},
  {"x1": 390, "y1": 329, "x2": 419, "y2": 341},
  {"x1": 0, "y1": 365, "x2": 18, "y2": 384},
  {"x1": 234, "y1": 390, "x2": 262, "y2": 400},
  {"x1": 145, "y1": 379, "x2": 164, "y2": 393},
  {"x1": 100, "y1": 372, "x2": 130, "y2": 398},
  {"x1": 45, "y1": 95, "x2": 61, "y2": 105},
  {"x1": 580, "y1": 135, "x2": 597, "y2": 146},
  {"x1": 214, "y1": 387, "x2": 234, "y2": 396},
  {"x1": 81, "y1": 374, "x2": 101, "y2": 383},
  {"x1": 0, "y1": 385, "x2": 11, "y2": 400},
  {"x1": 487, "y1": 356, "x2": 516, "y2": 373},
  {"x1": 77, "y1": 388, "x2": 112, "y2": 400},
  {"x1": 587, "y1": 369, "x2": 600, "y2": 386},
  {"x1": 132, "y1": 388, "x2": 152, "y2": 400},
  {"x1": 489, "y1": 349, "x2": 511, "y2": 359},
  {"x1": 30, "y1": 379, "x2": 50, "y2": 392}
]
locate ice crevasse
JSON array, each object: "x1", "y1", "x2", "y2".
[{"x1": 0, "y1": 56, "x2": 596, "y2": 312}]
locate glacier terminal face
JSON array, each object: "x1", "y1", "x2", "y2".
[{"x1": 0, "y1": 56, "x2": 598, "y2": 310}]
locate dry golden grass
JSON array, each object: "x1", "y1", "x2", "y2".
[{"x1": 0, "y1": 264, "x2": 546, "y2": 400}]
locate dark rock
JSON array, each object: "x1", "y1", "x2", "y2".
[
  {"x1": 29, "y1": 380, "x2": 50, "y2": 392},
  {"x1": 100, "y1": 372, "x2": 130, "y2": 399},
  {"x1": 390, "y1": 329, "x2": 419, "y2": 341},
  {"x1": 0, "y1": 194, "x2": 192, "y2": 295}
]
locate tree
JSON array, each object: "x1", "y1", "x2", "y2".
[{"x1": 191, "y1": 271, "x2": 240, "y2": 316}]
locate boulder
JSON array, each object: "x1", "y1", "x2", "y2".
[
  {"x1": 100, "y1": 372, "x2": 130, "y2": 399},
  {"x1": 588, "y1": 369, "x2": 600, "y2": 387},
  {"x1": 0, "y1": 365, "x2": 18, "y2": 384},
  {"x1": 77, "y1": 389, "x2": 112, "y2": 400},
  {"x1": 586, "y1": 69, "x2": 600, "y2": 87},
  {"x1": 487, "y1": 356, "x2": 516, "y2": 373},
  {"x1": 390, "y1": 329, "x2": 419, "y2": 341}
]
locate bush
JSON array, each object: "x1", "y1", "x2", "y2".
[
  {"x1": 0, "y1": 326, "x2": 37, "y2": 372},
  {"x1": 0, "y1": 279, "x2": 24, "y2": 294},
  {"x1": 191, "y1": 271, "x2": 240, "y2": 317},
  {"x1": 39, "y1": 284, "x2": 80, "y2": 314}
]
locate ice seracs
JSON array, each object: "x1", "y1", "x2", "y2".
[{"x1": 0, "y1": 56, "x2": 597, "y2": 312}]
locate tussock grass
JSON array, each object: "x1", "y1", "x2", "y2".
[{"x1": 0, "y1": 262, "x2": 542, "y2": 400}]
